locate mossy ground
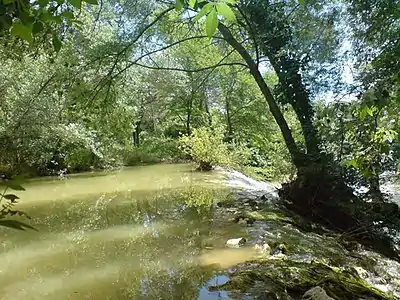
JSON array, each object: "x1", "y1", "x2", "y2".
[
  {"x1": 212, "y1": 185, "x2": 400, "y2": 299},
  {"x1": 209, "y1": 259, "x2": 395, "y2": 299}
]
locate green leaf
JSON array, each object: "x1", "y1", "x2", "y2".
[
  {"x1": 3, "y1": 0, "x2": 16, "y2": 4},
  {"x1": 188, "y1": 0, "x2": 197, "y2": 8},
  {"x1": 32, "y1": 21, "x2": 44, "y2": 35},
  {"x1": 68, "y1": 0, "x2": 82, "y2": 9},
  {"x1": 176, "y1": 0, "x2": 184, "y2": 11},
  {"x1": 206, "y1": 8, "x2": 218, "y2": 38},
  {"x1": 83, "y1": 0, "x2": 99, "y2": 4},
  {"x1": 52, "y1": 35, "x2": 62, "y2": 52},
  {"x1": 221, "y1": 0, "x2": 237, "y2": 3},
  {"x1": 10, "y1": 22, "x2": 33, "y2": 44},
  {"x1": 5, "y1": 181, "x2": 25, "y2": 191},
  {"x1": 193, "y1": 3, "x2": 213, "y2": 22},
  {"x1": 53, "y1": 15, "x2": 63, "y2": 24},
  {"x1": 346, "y1": 159, "x2": 359, "y2": 169},
  {"x1": 216, "y1": 3, "x2": 236, "y2": 23},
  {"x1": 19, "y1": 11, "x2": 35, "y2": 26},
  {"x1": 0, "y1": 220, "x2": 37, "y2": 231},
  {"x1": 61, "y1": 11, "x2": 75, "y2": 19},
  {"x1": 38, "y1": 0, "x2": 50, "y2": 7},
  {"x1": 298, "y1": 0, "x2": 305, "y2": 4},
  {"x1": 3, "y1": 194, "x2": 19, "y2": 201}
]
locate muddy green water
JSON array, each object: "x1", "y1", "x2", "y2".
[{"x1": 0, "y1": 164, "x2": 252, "y2": 300}]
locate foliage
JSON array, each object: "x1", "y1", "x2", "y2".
[
  {"x1": 0, "y1": 0, "x2": 99, "y2": 51},
  {"x1": 179, "y1": 126, "x2": 251, "y2": 170},
  {"x1": 179, "y1": 126, "x2": 229, "y2": 170},
  {"x1": 316, "y1": 88, "x2": 400, "y2": 194},
  {"x1": 122, "y1": 137, "x2": 185, "y2": 166},
  {"x1": 0, "y1": 178, "x2": 34, "y2": 230}
]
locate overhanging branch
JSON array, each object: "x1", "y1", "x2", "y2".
[{"x1": 131, "y1": 62, "x2": 248, "y2": 72}]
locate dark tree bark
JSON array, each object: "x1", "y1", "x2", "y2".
[
  {"x1": 225, "y1": 96, "x2": 233, "y2": 143},
  {"x1": 133, "y1": 120, "x2": 141, "y2": 146},
  {"x1": 268, "y1": 54, "x2": 321, "y2": 158}
]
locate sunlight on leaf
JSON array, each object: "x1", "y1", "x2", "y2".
[
  {"x1": 206, "y1": 8, "x2": 218, "y2": 38},
  {"x1": 216, "y1": 3, "x2": 236, "y2": 23},
  {"x1": 193, "y1": 3, "x2": 213, "y2": 22}
]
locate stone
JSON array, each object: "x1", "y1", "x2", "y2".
[
  {"x1": 302, "y1": 286, "x2": 334, "y2": 300},
  {"x1": 226, "y1": 238, "x2": 246, "y2": 248},
  {"x1": 269, "y1": 253, "x2": 287, "y2": 260},
  {"x1": 234, "y1": 215, "x2": 255, "y2": 226},
  {"x1": 254, "y1": 243, "x2": 272, "y2": 256}
]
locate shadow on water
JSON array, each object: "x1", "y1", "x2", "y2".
[{"x1": 0, "y1": 164, "x2": 250, "y2": 300}]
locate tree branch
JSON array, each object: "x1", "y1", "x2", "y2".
[
  {"x1": 112, "y1": 35, "x2": 224, "y2": 79},
  {"x1": 235, "y1": 4, "x2": 260, "y2": 66},
  {"x1": 132, "y1": 62, "x2": 248, "y2": 73}
]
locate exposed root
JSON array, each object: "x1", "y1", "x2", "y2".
[{"x1": 278, "y1": 168, "x2": 400, "y2": 261}]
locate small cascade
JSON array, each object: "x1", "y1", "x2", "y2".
[{"x1": 216, "y1": 167, "x2": 279, "y2": 199}]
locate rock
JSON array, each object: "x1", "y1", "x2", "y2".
[
  {"x1": 302, "y1": 286, "x2": 334, "y2": 300},
  {"x1": 269, "y1": 253, "x2": 287, "y2": 260},
  {"x1": 226, "y1": 238, "x2": 246, "y2": 248},
  {"x1": 234, "y1": 215, "x2": 255, "y2": 226},
  {"x1": 254, "y1": 243, "x2": 272, "y2": 256},
  {"x1": 272, "y1": 243, "x2": 288, "y2": 255},
  {"x1": 237, "y1": 218, "x2": 248, "y2": 225},
  {"x1": 353, "y1": 266, "x2": 369, "y2": 279}
]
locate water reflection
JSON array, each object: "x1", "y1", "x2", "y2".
[{"x1": 0, "y1": 164, "x2": 241, "y2": 299}]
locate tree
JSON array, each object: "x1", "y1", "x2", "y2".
[{"x1": 170, "y1": 0, "x2": 400, "y2": 258}]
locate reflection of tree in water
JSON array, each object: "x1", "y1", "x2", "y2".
[
  {"x1": 133, "y1": 265, "x2": 215, "y2": 299},
  {"x1": 107, "y1": 186, "x2": 232, "y2": 299}
]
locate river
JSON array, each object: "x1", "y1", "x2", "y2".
[
  {"x1": 0, "y1": 164, "x2": 269, "y2": 299},
  {"x1": 1, "y1": 164, "x2": 399, "y2": 299}
]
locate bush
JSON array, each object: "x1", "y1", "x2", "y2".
[
  {"x1": 179, "y1": 126, "x2": 251, "y2": 170},
  {"x1": 122, "y1": 137, "x2": 184, "y2": 166}
]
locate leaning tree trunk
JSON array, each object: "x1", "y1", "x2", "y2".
[
  {"x1": 268, "y1": 54, "x2": 321, "y2": 160},
  {"x1": 217, "y1": 23, "x2": 400, "y2": 260},
  {"x1": 218, "y1": 24, "x2": 305, "y2": 169}
]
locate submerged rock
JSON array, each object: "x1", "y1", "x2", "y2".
[
  {"x1": 302, "y1": 286, "x2": 334, "y2": 300},
  {"x1": 226, "y1": 238, "x2": 246, "y2": 248}
]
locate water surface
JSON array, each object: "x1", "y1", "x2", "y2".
[{"x1": 0, "y1": 164, "x2": 255, "y2": 300}]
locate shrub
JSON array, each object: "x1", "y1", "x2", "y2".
[
  {"x1": 179, "y1": 126, "x2": 251, "y2": 170},
  {"x1": 179, "y1": 127, "x2": 230, "y2": 170},
  {"x1": 122, "y1": 137, "x2": 184, "y2": 166}
]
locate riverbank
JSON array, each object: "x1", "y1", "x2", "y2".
[{"x1": 204, "y1": 174, "x2": 400, "y2": 299}]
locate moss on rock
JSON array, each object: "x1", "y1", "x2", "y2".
[{"x1": 209, "y1": 259, "x2": 395, "y2": 299}]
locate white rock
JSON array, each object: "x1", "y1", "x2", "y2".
[
  {"x1": 226, "y1": 238, "x2": 246, "y2": 248},
  {"x1": 269, "y1": 253, "x2": 287, "y2": 260},
  {"x1": 254, "y1": 243, "x2": 272, "y2": 256},
  {"x1": 302, "y1": 286, "x2": 334, "y2": 300},
  {"x1": 353, "y1": 266, "x2": 369, "y2": 279}
]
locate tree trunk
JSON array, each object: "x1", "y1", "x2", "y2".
[
  {"x1": 268, "y1": 55, "x2": 321, "y2": 158},
  {"x1": 218, "y1": 23, "x2": 305, "y2": 168},
  {"x1": 225, "y1": 96, "x2": 233, "y2": 143},
  {"x1": 133, "y1": 120, "x2": 141, "y2": 146}
]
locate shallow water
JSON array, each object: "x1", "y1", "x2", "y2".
[
  {"x1": 0, "y1": 164, "x2": 259, "y2": 300},
  {"x1": 2, "y1": 164, "x2": 400, "y2": 299}
]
